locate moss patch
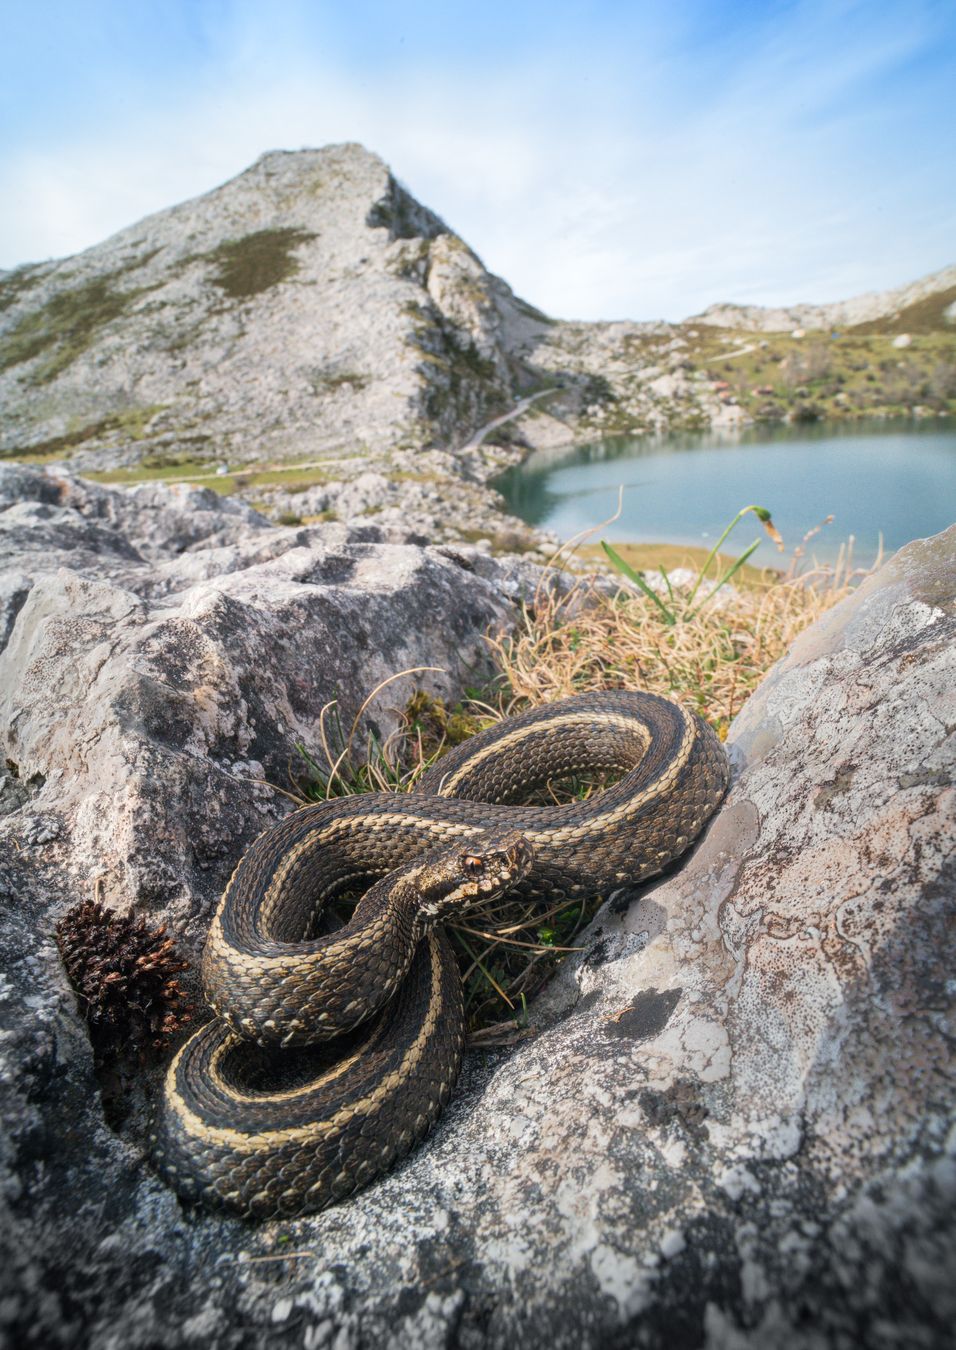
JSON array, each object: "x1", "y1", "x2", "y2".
[
  {"x1": 198, "y1": 227, "x2": 317, "y2": 300},
  {"x1": 401, "y1": 691, "x2": 490, "y2": 759}
]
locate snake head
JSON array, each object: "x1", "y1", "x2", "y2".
[{"x1": 412, "y1": 830, "x2": 535, "y2": 928}]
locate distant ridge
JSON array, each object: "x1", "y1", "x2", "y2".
[{"x1": 688, "y1": 263, "x2": 956, "y2": 333}]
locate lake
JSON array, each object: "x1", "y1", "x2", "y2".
[{"x1": 495, "y1": 419, "x2": 956, "y2": 567}]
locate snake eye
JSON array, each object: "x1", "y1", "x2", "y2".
[{"x1": 462, "y1": 855, "x2": 485, "y2": 876}]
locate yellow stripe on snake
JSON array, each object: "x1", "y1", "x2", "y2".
[{"x1": 154, "y1": 691, "x2": 729, "y2": 1219}]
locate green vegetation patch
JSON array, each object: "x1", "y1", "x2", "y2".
[
  {"x1": 309, "y1": 368, "x2": 370, "y2": 396},
  {"x1": 0, "y1": 264, "x2": 45, "y2": 314},
  {"x1": 0, "y1": 271, "x2": 159, "y2": 384},
  {"x1": 850, "y1": 285, "x2": 956, "y2": 336},
  {"x1": 86, "y1": 456, "x2": 213, "y2": 486},
  {"x1": 243, "y1": 464, "x2": 334, "y2": 490},
  {"x1": 1, "y1": 406, "x2": 167, "y2": 463},
  {"x1": 423, "y1": 336, "x2": 502, "y2": 423},
  {"x1": 680, "y1": 326, "x2": 956, "y2": 422},
  {"x1": 581, "y1": 373, "x2": 617, "y2": 406},
  {"x1": 85, "y1": 458, "x2": 335, "y2": 496},
  {"x1": 136, "y1": 442, "x2": 211, "y2": 470},
  {"x1": 199, "y1": 227, "x2": 317, "y2": 300}
]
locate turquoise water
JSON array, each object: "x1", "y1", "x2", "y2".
[{"x1": 495, "y1": 419, "x2": 956, "y2": 566}]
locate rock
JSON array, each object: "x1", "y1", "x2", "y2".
[
  {"x1": 0, "y1": 463, "x2": 536, "y2": 918},
  {"x1": 0, "y1": 465, "x2": 276, "y2": 588},
  {"x1": 334, "y1": 470, "x2": 399, "y2": 518},
  {"x1": 0, "y1": 487, "x2": 953, "y2": 1347},
  {"x1": 258, "y1": 444, "x2": 543, "y2": 554}
]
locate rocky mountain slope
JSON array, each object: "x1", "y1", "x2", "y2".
[{"x1": 0, "y1": 144, "x2": 554, "y2": 468}]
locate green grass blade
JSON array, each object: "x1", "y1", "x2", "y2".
[
  {"x1": 601, "y1": 541, "x2": 676, "y2": 624},
  {"x1": 684, "y1": 503, "x2": 778, "y2": 610},
  {"x1": 687, "y1": 537, "x2": 762, "y2": 618}
]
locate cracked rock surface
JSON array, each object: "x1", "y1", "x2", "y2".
[{"x1": 0, "y1": 470, "x2": 953, "y2": 1349}]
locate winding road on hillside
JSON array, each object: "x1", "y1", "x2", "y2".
[{"x1": 458, "y1": 389, "x2": 554, "y2": 452}]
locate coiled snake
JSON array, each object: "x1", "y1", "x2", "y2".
[{"x1": 154, "y1": 691, "x2": 728, "y2": 1219}]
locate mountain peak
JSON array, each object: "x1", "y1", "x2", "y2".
[{"x1": 0, "y1": 144, "x2": 534, "y2": 466}]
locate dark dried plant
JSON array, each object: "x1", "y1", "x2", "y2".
[{"x1": 55, "y1": 898, "x2": 193, "y2": 1067}]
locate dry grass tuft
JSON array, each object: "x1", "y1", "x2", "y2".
[{"x1": 489, "y1": 544, "x2": 869, "y2": 740}]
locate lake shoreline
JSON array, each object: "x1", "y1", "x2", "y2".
[{"x1": 495, "y1": 416, "x2": 956, "y2": 569}]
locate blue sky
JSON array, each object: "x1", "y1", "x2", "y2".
[{"x1": 2, "y1": 0, "x2": 954, "y2": 320}]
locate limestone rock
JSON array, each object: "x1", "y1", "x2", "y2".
[{"x1": 0, "y1": 485, "x2": 953, "y2": 1347}]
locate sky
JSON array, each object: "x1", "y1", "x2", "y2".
[{"x1": 1, "y1": 0, "x2": 954, "y2": 321}]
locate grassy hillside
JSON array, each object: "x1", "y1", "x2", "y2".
[
  {"x1": 680, "y1": 326, "x2": 956, "y2": 424},
  {"x1": 850, "y1": 284, "x2": 956, "y2": 335}
]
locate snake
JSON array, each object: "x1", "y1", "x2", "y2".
[{"x1": 154, "y1": 690, "x2": 729, "y2": 1219}]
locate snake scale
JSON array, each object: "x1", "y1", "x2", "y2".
[{"x1": 154, "y1": 690, "x2": 729, "y2": 1219}]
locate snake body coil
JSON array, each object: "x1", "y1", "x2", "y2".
[{"x1": 155, "y1": 691, "x2": 729, "y2": 1218}]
